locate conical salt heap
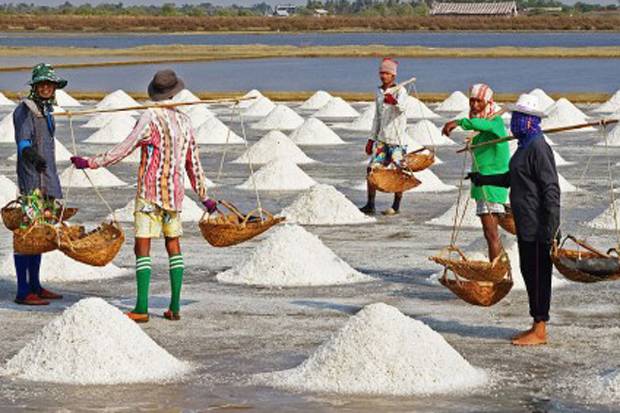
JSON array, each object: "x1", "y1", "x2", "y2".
[
  {"x1": 407, "y1": 120, "x2": 455, "y2": 146},
  {"x1": 281, "y1": 184, "x2": 375, "y2": 225},
  {"x1": 254, "y1": 302, "x2": 486, "y2": 395},
  {"x1": 586, "y1": 199, "x2": 620, "y2": 230},
  {"x1": 237, "y1": 159, "x2": 317, "y2": 191},
  {"x1": 289, "y1": 117, "x2": 345, "y2": 145},
  {"x1": 314, "y1": 97, "x2": 360, "y2": 120},
  {"x1": 593, "y1": 89, "x2": 620, "y2": 114},
  {"x1": 0, "y1": 112, "x2": 15, "y2": 143},
  {"x1": 60, "y1": 166, "x2": 127, "y2": 188},
  {"x1": 110, "y1": 196, "x2": 204, "y2": 222},
  {"x1": 3, "y1": 298, "x2": 189, "y2": 384},
  {"x1": 243, "y1": 96, "x2": 276, "y2": 118},
  {"x1": 172, "y1": 88, "x2": 200, "y2": 104},
  {"x1": 96, "y1": 89, "x2": 139, "y2": 110},
  {"x1": 253, "y1": 105, "x2": 305, "y2": 131},
  {"x1": 55, "y1": 90, "x2": 82, "y2": 107},
  {"x1": 404, "y1": 96, "x2": 440, "y2": 119},
  {"x1": 232, "y1": 130, "x2": 315, "y2": 165},
  {"x1": 299, "y1": 91, "x2": 333, "y2": 111},
  {"x1": 345, "y1": 104, "x2": 375, "y2": 131},
  {"x1": 542, "y1": 98, "x2": 592, "y2": 131},
  {"x1": 0, "y1": 92, "x2": 16, "y2": 106},
  {"x1": 239, "y1": 89, "x2": 264, "y2": 109},
  {"x1": 185, "y1": 104, "x2": 214, "y2": 129},
  {"x1": 435, "y1": 91, "x2": 469, "y2": 112},
  {"x1": 84, "y1": 117, "x2": 136, "y2": 144},
  {"x1": 195, "y1": 117, "x2": 243, "y2": 144},
  {"x1": 558, "y1": 173, "x2": 577, "y2": 193},
  {"x1": 597, "y1": 124, "x2": 620, "y2": 146},
  {"x1": 410, "y1": 169, "x2": 456, "y2": 193},
  {"x1": 427, "y1": 198, "x2": 481, "y2": 228},
  {"x1": 0, "y1": 175, "x2": 18, "y2": 206},
  {"x1": 82, "y1": 112, "x2": 137, "y2": 129},
  {"x1": 217, "y1": 224, "x2": 371, "y2": 286},
  {"x1": 528, "y1": 88, "x2": 555, "y2": 111}
]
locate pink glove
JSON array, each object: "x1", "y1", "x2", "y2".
[
  {"x1": 383, "y1": 93, "x2": 398, "y2": 105},
  {"x1": 70, "y1": 156, "x2": 90, "y2": 170},
  {"x1": 202, "y1": 199, "x2": 218, "y2": 213}
]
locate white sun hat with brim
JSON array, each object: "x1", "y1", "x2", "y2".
[{"x1": 505, "y1": 93, "x2": 549, "y2": 118}]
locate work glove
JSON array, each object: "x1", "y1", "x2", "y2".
[
  {"x1": 70, "y1": 156, "x2": 90, "y2": 170},
  {"x1": 365, "y1": 139, "x2": 375, "y2": 156},
  {"x1": 465, "y1": 172, "x2": 482, "y2": 186},
  {"x1": 383, "y1": 93, "x2": 398, "y2": 105},
  {"x1": 202, "y1": 198, "x2": 218, "y2": 214},
  {"x1": 22, "y1": 147, "x2": 47, "y2": 173}
]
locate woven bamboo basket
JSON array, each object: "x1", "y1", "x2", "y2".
[
  {"x1": 368, "y1": 167, "x2": 421, "y2": 193},
  {"x1": 2, "y1": 200, "x2": 78, "y2": 231},
  {"x1": 429, "y1": 246, "x2": 511, "y2": 283},
  {"x1": 57, "y1": 222, "x2": 125, "y2": 267},
  {"x1": 199, "y1": 201, "x2": 285, "y2": 247},
  {"x1": 439, "y1": 276, "x2": 513, "y2": 307},
  {"x1": 551, "y1": 236, "x2": 620, "y2": 283},
  {"x1": 13, "y1": 224, "x2": 58, "y2": 255},
  {"x1": 497, "y1": 206, "x2": 516, "y2": 235},
  {"x1": 403, "y1": 147, "x2": 435, "y2": 172}
]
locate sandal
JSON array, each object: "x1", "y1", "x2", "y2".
[
  {"x1": 126, "y1": 311, "x2": 149, "y2": 323},
  {"x1": 164, "y1": 310, "x2": 180, "y2": 321}
]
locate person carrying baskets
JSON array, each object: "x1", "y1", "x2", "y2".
[
  {"x1": 71, "y1": 69, "x2": 217, "y2": 323},
  {"x1": 12, "y1": 63, "x2": 67, "y2": 306}
]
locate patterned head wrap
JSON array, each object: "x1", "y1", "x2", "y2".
[
  {"x1": 469, "y1": 83, "x2": 495, "y2": 119},
  {"x1": 379, "y1": 58, "x2": 398, "y2": 75},
  {"x1": 511, "y1": 111, "x2": 542, "y2": 148}
]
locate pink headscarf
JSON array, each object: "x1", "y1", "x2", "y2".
[
  {"x1": 469, "y1": 83, "x2": 495, "y2": 119},
  {"x1": 379, "y1": 58, "x2": 398, "y2": 75}
]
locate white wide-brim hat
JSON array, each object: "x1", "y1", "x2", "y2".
[{"x1": 506, "y1": 93, "x2": 548, "y2": 118}]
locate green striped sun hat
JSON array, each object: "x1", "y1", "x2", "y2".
[{"x1": 28, "y1": 63, "x2": 67, "y2": 89}]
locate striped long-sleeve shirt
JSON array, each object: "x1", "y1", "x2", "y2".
[{"x1": 88, "y1": 106, "x2": 208, "y2": 212}]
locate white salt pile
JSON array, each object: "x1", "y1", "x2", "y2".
[
  {"x1": 84, "y1": 118, "x2": 136, "y2": 144},
  {"x1": 110, "y1": 196, "x2": 205, "y2": 222},
  {"x1": 3, "y1": 298, "x2": 189, "y2": 384},
  {"x1": 427, "y1": 198, "x2": 481, "y2": 228},
  {"x1": 585, "y1": 200, "x2": 620, "y2": 230},
  {"x1": 60, "y1": 166, "x2": 127, "y2": 188},
  {"x1": 237, "y1": 159, "x2": 317, "y2": 191},
  {"x1": 596, "y1": 124, "x2": 620, "y2": 146},
  {"x1": 55, "y1": 90, "x2": 82, "y2": 107},
  {"x1": 7, "y1": 139, "x2": 72, "y2": 162},
  {"x1": 404, "y1": 96, "x2": 440, "y2": 120},
  {"x1": 508, "y1": 140, "x2": 570, "y2": 165},
  {"x1": 96, "y1": 89, "x2": 139, "y2": 110},
  {"x1": 344, "y1": 104, "x2": 375, "y2": 131},
  {"x1": 542, "y1": 98, "x2": 592, "y2": 131},
  {"x1": 82, "y1": 112, "x2": 137, "y2": 129},
  {"x1": 0, "y1": 175, "x2": 18, "y2": 206},
  {"x1": 436, "y1": 91, "x2": 469, "y2": 112},
  {"x1": 593, "y1": 90, "x2": 620, "y2": 113},
  {"x1": 407, "y1": 120, "x2": 455, "y2": 146},
  {"x1": 558, "y1": 173, "x2": 578, "y2": 193},
  {"x1": 0, "y1": 92, "x2": 15, "y2": 106},
  {"x1": 185, "y1": 104, "x2": 215, "y2": 128},
  {"x1": 0, "y1": 113, "x2": 15, "y2": 143},
  {"x1": 289, "y1": 117, "x2": 345, "y2": 145},
  {"x1": 52, "y1": 105, "x2": 65, "y2": 114},
  {"x1": 410, "y1": 169, "x2": 456, "y2": 193},
  {"x1": 0, "y1": 250, "x2": 129, "y2": 282},
  {"x1": 239, "y1": 89, "x2": 264, "y2": 109},
  {"x1": 299, "y1": 91, "x2": 333, "y2": 111},
  {"x1": 172, "y1": 88, "x2": 200, "y2": 104},
  {"x1": 314, "y1": 97, "x2": 360, "y2": 120},
  {"x1": 195, "y1": 116, "x2": 244, "y2": 144},
  {"x1": 232, "y1": 130, "x2": 315, "y2": 165},
  {"x1": 253, "y1": 105, "x2": 305, "y2": 131},
  {"x1": 281, "y1": 184, "x2": 375, "y2": 225},
  {"x1": 254, "y1": 302, "x2": 486, "y2": 395},
  {"x1": 529, "y1": 88, "x2": 555, "y2": 111},
  {"x1": 217, "y1": 224, "x2": 371, "y2": 286},
  {"x1": 243, "y1": 96, "x2": 276, "y2": 118}
]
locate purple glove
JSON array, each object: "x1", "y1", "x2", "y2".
[
  {"x1": 203, "y1": 199, "x2": 218, "y2": 213},
  {"x1": 70, "y1": 156, "x2": 90, "y2": 170}
]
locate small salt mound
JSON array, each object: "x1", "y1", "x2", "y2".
[
  {"x1": 508, "y1": 140, "x2": 569, "y2": 165},
  {"x1": 195, "y1": 117, "x2": 244, "y2": 144},
  {"x1": 239, "y1": 89, "x2": 264, "y2": 109},
  {"x1": 84, "y1": 118, "x2": 136, "y2": 144},
  {"x1": 289, "y1": 118, "x2": 345, "y2": 145},
  {"x1": 281, "y1": 184, "x2": 375, "y2": 225},
  {"x1": 60, "y1": 166, "x2": 126, "y2": 188},
  {"x1": 172, "y1": 88, "x2": 200, "y2": 104},
  {"x1": 558, "y1": 173, "x2": 577, "y2": 193},
  {"x1": 4, "y1": 297, "x2": 189, "y2": 384},
  {"x1": 593, "y1": 90, "x2": 620, "y2": 113},
  {"x1": 55, "y1": 90, "x2": 82, "y2": 107},
  {"x1": 314, "y1": 97, "x2": 360, "y2": 120},
  {"x1": 0, "y1": 175, "x2": 18, "y2": 206},
  {"x1": 232, "y1": 130, "x2": 315, "y2": 165},
  {"x1": 237, "y1": 159, "x2": 317, "y2": 191},
  {"x1": 253, "y1": 105, "x2": 305, "y2": 131},
  {"x1": 96, "y1": 89, "x2": 139, "y2": 110},
  {"x1": 410, "y1": 169, "x2": 456, "y2": 193},
  {"x1": 427, "y1": 198, "x2": 481, "y2": 228},
  {"x1": 7, "y1": 139, "x2": 72, "y2": 162},
  {"x1": 110, "y1": 196, "x2": 204, "y2": 223},
  {"x1": 299, "y1": 91, "x2": 333, "y2": 111},
  {"x1": 436, "y1": 91, "x2": 469, "y2": 112},
  {"x1": 0, "y1": 112, "x2": 15, "y2": 142},
  {"x1": 185, "y1": 104, "x2": 215, "y2": 128},
  {"x1": 596, "y1": 124, "x2": 620, "y2": 146},
  {"x1": 0, "y1": 92, "x2": 16, "y2": 106},
  {"x1": 404, "y1": 96, "x2": 440, "y2": 120},
  {"x1": 243, "y1": 96, "x2": 276, "y2": 118},
  {"x1": 82, "y1": 112, "x2": 137, "y2": 129},
  {"x1": 345, "y1": 104, "x2": 375, "y2": 131},
  {"x1": 585, "y1": 200, "x2": 620, "y2": 230},
  {"x1": 217, "y1": 225, "x2": 371, "y2": 286},
  {"x1": 0, "y1": 250, "x2": 129, "y2": 282},
  {"x1": 529, "y1": 88, "x2": 555, "y2": 111},
  {"x1": 407, "y1": 120, "x2": 455, "y2": 146},
  {"x1": 254, "y1": 302, "x2": 486, "y2": 395},
  {"x1": 542, "y1": 98, "x2": 592, "y2": 131}
]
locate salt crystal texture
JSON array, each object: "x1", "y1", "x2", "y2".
[
  {"x1": 110, "y1": 196, "x2": 205, "y2": 222},
  {"x1": 596, "y1": 124, "x2": 620, "y2": 146},
  {"x1": 585, "y1": 200, "x2": 620, "y2": 230},
  {"x1": 254, "y1": 303, "x2": 486, "y2": 395},
  {"x1": 60, "y1": 166, "x2": 127, "y2": 188},
  {"x1": 82, "y1": 112, "x2": 137, "y2": 129},
  {"x1": 3, "y1": 298, "x2": 190, "y2": 384},
  {"x1": 281, "y1": 184, "x2": 375, "y2": 225},
  {"x1": 0, "y1": 92, "x2": 15, "y2": 106},
  {"x1": 232, "y1": 131, "x2": 315, "y2": 165},
  {"x1": 344, "y1": 104, "x2": 375, "y2": 131},
  {"x1": 436, "y1": 91, "x2": 469, "y2": 112},
  {"x1": 237, "y1": 159, "x2": 317, "y2": 191},
  {"x1": 253, "y1": 105, "x2": 305, "y2": 131},
  {"x1": 0, "y1": 113, "x2": 15, "y2": 143},
  {"x1": 84, "y1": 118, "x2": 136, "y2": 144},
  {"x1": 593, "y1": 90, "x2": 620, "y2": 113},
  {"x1": 542, "y1": 98, "x2": 592, "y2": 131},
  {"x1": 558, "y1": 173, "x2": 577, "y2": 193},
  {"x1": 289, "y1": 118, "x2": 345, "y2": 145},
  {"x1": 407, "y1": 120, "x2": 455, "y2": 146},
  {"x1": 0, "y1": 250, "x2": 129, "y2": 282},
  {"x1": 404, "y1": 96, "x2": 440, "y2": 119},
  {"x1": 217, "y1": 225, "x2": 371, "y2": 286},
  {"x1": 590, "y1": 369, "x2": 620, "y2": 402},
  {"x1": 529, "y1": 88, "x2": 555, "y2": 111},
  {"x1": 0, "y1": 175, "x2": 18, "y2": 206},
  {"x1": 185, "y1": 105, "x2": 215, "y2": 129},
  {"x1": 55, "y1": 90, "x2": 82, "y2": 107},
  {"x1": 313, "y1": 97, "x2": 360, "y2": 120},
  {"x1": 410, "y1": 169, "x2": 456, "y2": 193},
  {"x1": 299, "y1": 91, "x2": 333, "y2": 111},
  {"x1": 427, "y1": 198, "x2": 481, "y2": 228},
  {"x1": 243, "y1": 96, "x2": 276, "y2": 118},
  {"x1": 96, "y1": 89, "x2": 139, "y2": 110},
  {"x1": 195, "y1": 117, "x2": 244, "y2": 144}
]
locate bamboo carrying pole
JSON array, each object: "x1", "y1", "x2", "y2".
[
  {"x1": 384, "y1": 76, "x2": 417, "y2": 95},
  {"x1": 455, "y1": 118, "x2": 619, "y2": 153}
]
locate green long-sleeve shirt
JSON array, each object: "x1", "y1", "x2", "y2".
[{"x1": 457, "y1": 116, "x2": 510, "y2": 204}]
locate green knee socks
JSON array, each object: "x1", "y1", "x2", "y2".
[
  {"x1": 134, "y1": 256, "x2": 152, "y2": 314},
  {"x1": 169, "y1": 254, "x2": 184, "y2": 314}
]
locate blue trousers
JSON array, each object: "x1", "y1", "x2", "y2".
[{"x1": 14, "y1": 254, "x2": 42, "y2": 300}]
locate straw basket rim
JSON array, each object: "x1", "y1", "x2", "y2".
[{"x1": 368, "y1": 167, "x2": 421, "y2": 193}]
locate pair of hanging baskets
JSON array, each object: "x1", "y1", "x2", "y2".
[
  {"x1": 368, "y1": 166, "x2": 421, "y2": 193},
  {"x1": 2, "y1": 199, "x2": 78, "y2": 231},
  {"x1": 552, "y1": 235, "x2": 620, "y2": 283},
  {"x1": 403, "y1": 147, "x2": 435, "y2": 173}
]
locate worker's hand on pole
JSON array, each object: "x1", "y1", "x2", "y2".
[{"x1": 442, "y1": 120, "x2": 458, "y2": 137}]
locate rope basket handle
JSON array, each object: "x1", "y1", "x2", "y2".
[
  {"x1": 562, "y1": 234, "x2": 611, "y2": 258},
  {"x1": 2, "y1": 199, "x2": 21, "y2": 211},
  {"x1": 439, "y1": 245, "x2": 469, "y2": 262},
  {"x1": 241, "y1": 208, "x2": 274, "y2": 226}
]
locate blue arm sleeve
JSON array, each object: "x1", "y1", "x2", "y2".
[{"x1": 13, "y1": 104, "x2": 35, "y2": 155}]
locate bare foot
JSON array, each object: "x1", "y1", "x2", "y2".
[
  {"x1": 511, "y1": 328, "x2": 533, "y2": 341},
  {"x1": 512, "y1": 322, "x2": 547, "y2": 346}
]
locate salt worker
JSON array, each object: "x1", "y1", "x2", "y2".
[
  {"x1": 12, "y1": 63, "x2": 67, "y2": 305},
  {"x1": 469, "y1": 93, "x2": 560, "y2": 346},
  {"x1": 359, "y1": 58, "x2": 409, "y2": 216},
  {"x1": 71, "y1": 69, "x2": 217, "y2": 323},
  {"x1": 442, "y1": 83, "x2": 510, "y2": 262}
]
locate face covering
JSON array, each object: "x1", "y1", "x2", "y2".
[{"x1": 510, "y1": 112, "x2": 542, "y2": 148}]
